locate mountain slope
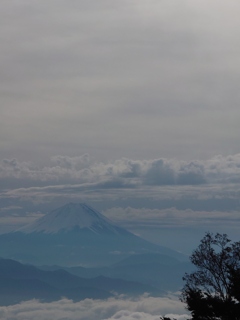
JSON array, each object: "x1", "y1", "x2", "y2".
[
  {"x1": 19, "y1": 203, "x2": 130, "y2": 235},
  {"x1": 0, "y1": 203, "x2": 187, "y2": 266}
]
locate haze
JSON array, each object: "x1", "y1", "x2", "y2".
[{"x1": 0, "y1": 2, "x2": 240, "y2": 318}]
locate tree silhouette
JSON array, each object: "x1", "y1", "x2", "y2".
[{"x1": 181, "y1": 232, "x2": 240, "y2": 320}]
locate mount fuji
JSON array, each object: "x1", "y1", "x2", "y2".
[
  {"x1": 19, "y1": 203, "x2": 131, "y2": 236},
  {"x1": 0, "y1": 203, "x2": 186, "y2": 266}
]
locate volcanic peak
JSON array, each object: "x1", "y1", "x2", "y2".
[{"x1": 19, "y1": 203, "x2": 122, "y2": 235}]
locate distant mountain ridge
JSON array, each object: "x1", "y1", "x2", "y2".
[
  {"x1": 40, "y1": 252, "x2": 193, "y2": 292},
  {"x1": 0, "y1": 258, "x2": 161, "y2": 305}
]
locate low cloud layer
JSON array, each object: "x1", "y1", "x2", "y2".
[
  {"x1": 0, "y1": 295, "x2": 188, "y2": 320},
  {"x1": 1, "y1": 153, "x2": 240, "y2": 188},
  {"x1": 1, "y1": 154, "x2": 240, "y2": 207},
  {"x1": 103, "y1": 207, "x2": 240, "y2": 229}
]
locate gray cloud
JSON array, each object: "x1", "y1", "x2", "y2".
[
  {"x1": 1, "y1": 0, "x2": 240, "y2": 162},
  {"x1": 103, "y1": 207, "x2": 240, "y2": 231},
  {"x1": 1, "y1": 154, "x2": 240, "y2": 190},
  {"x1": 0, "y1": 295, "x2": 188, "y2": 320},
  {"x1": 0, "y1": 154, "x2": 240, "y2": 216}
]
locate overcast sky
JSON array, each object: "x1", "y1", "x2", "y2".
[{"x1": 1, "y1": 0, "x2": 240, "y2": 250}]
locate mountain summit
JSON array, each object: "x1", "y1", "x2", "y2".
[
  {"x1": 0, "y1": 203, "x2": 186, "y2": 266},
  {"x1": 20, "y1": 203, "x2": 129, "y2": 235}
]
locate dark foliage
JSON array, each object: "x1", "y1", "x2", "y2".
[{"x1": 181, "y1": 232, "x2": 240, "y2": 320}]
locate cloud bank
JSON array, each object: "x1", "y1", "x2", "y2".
[
  {"x1": 0, "y1": 295, "x2": 188, "y2": 320},
  {"x1": 0, "y1": 154, "x2": 240, "y2": 208},
  {"x1": 103, "y1": 207, "x2": 240, "y2": 229},
  {"x1": 1, "y1": 153, "x2": 240, "y2": 188}
]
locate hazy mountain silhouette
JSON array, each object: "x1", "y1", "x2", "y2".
[
  {"x1": 0, "y1": 258, "x2": 161, "y2": 305},
  {"x1": 0, "y1": 203, "x2": 186, "y2": 266},
  {"x1": 40, "y1": 253, "x2": 194, "y2": 292}
]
